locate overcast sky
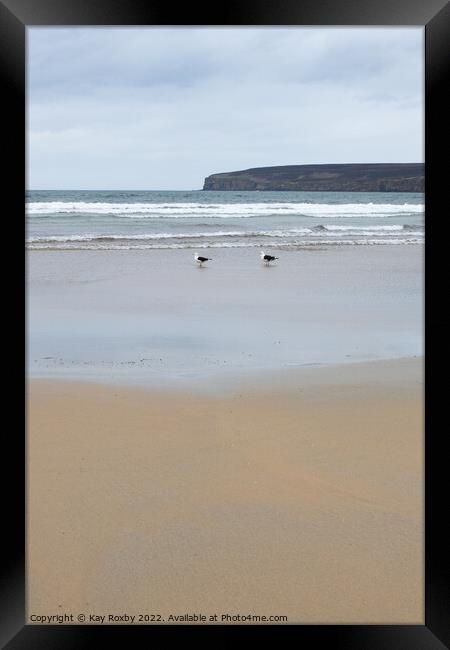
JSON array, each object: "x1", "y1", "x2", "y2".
[{"x1": 27, "y1": 27, "x2": 424, "y2": 190}]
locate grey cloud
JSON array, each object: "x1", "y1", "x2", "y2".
[{"x1": 27, "y1": 27, "x2": 424, "y2": 190}]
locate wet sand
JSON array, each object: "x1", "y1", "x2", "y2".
[
  {"x1": 27, "y1": 245, "x2": 423, "y2": 387},
  {"x1": 27, "y1": 357, "x2": 423, "y2": 624}
]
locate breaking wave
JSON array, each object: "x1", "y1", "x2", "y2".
[{"x1": 26, "y1": 201, "x2": 424, "y2": 219}]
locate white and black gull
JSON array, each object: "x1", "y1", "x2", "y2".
[
  {"x1": 260, "y1": 251, "x2": 279, "y2": 266},
  {"x1": 194, "y1": 252, "x2": 212, "y2": 267}
]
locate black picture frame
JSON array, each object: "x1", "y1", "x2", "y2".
[{"x1": 1, "y1": 0, "x2": 448, "y2": 646}]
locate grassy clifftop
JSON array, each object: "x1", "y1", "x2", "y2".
[{"x1": 203, "y1": 163, "x2": 424, "y2": 192}]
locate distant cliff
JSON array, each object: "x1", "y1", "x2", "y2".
[{"x1": 203, "y1": 163, "x2": 424, "y2": 192}]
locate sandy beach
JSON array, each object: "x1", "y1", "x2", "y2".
[{"x1": 27, "y1": 357, "x2": 423, "y2": 624}]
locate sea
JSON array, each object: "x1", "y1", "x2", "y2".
[{"x1": 26, "y1": 190, "x2": 424, "y2": 251}]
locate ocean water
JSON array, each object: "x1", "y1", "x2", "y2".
[{"x1": 26, "y1": 190, "x2": 424, "y2": 251}]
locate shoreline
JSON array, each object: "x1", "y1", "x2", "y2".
[
  {"x1": 28, "y1": 354, "x2": 423, "y2": 395},
  {"x1": 27, "y1": 242, "x2": 424, "y2": 253},
  {"x1": 27, "y1": 357, "x2": 424, "y2": 623}
]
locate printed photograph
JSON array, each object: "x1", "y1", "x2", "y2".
[{"x1": 26, "y1": 27, "x2": 424, "y2": 624}]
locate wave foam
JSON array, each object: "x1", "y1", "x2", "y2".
[
  {"x1": 27, "y1": 238, "x2": 424, "y2": 251},
  {"x1": 27, "y1": 224, "x2": 425, "y2": 245},
  {"x1": 26, "y1": 201, "x2": 424, "y2": 218}
]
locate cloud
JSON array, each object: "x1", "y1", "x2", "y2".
[{"x1": 27, "y1": 27, "x2": 424, "y2": 189}]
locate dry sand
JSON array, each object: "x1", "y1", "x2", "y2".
[{"x1": 27, "y1": 358, "x2": 423, "y2": 624}]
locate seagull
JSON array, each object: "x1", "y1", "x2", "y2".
[
  {"x1": 260, "y1": 251, "x2": 278, "y2": 266},
  {"x1": 194, "y1": 252, "x2": 211, "y2": 267}
]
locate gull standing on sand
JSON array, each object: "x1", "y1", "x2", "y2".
[
  {"x1": 260, "y1": 251, "x2": 278, "y2": 266},
  {"x1": 194, "y1": 252, "x2": 212, "y2": 267}
]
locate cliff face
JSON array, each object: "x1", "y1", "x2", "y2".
[{"x1": 203, "y1": 163, "x2": 424, "y2": 192}]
